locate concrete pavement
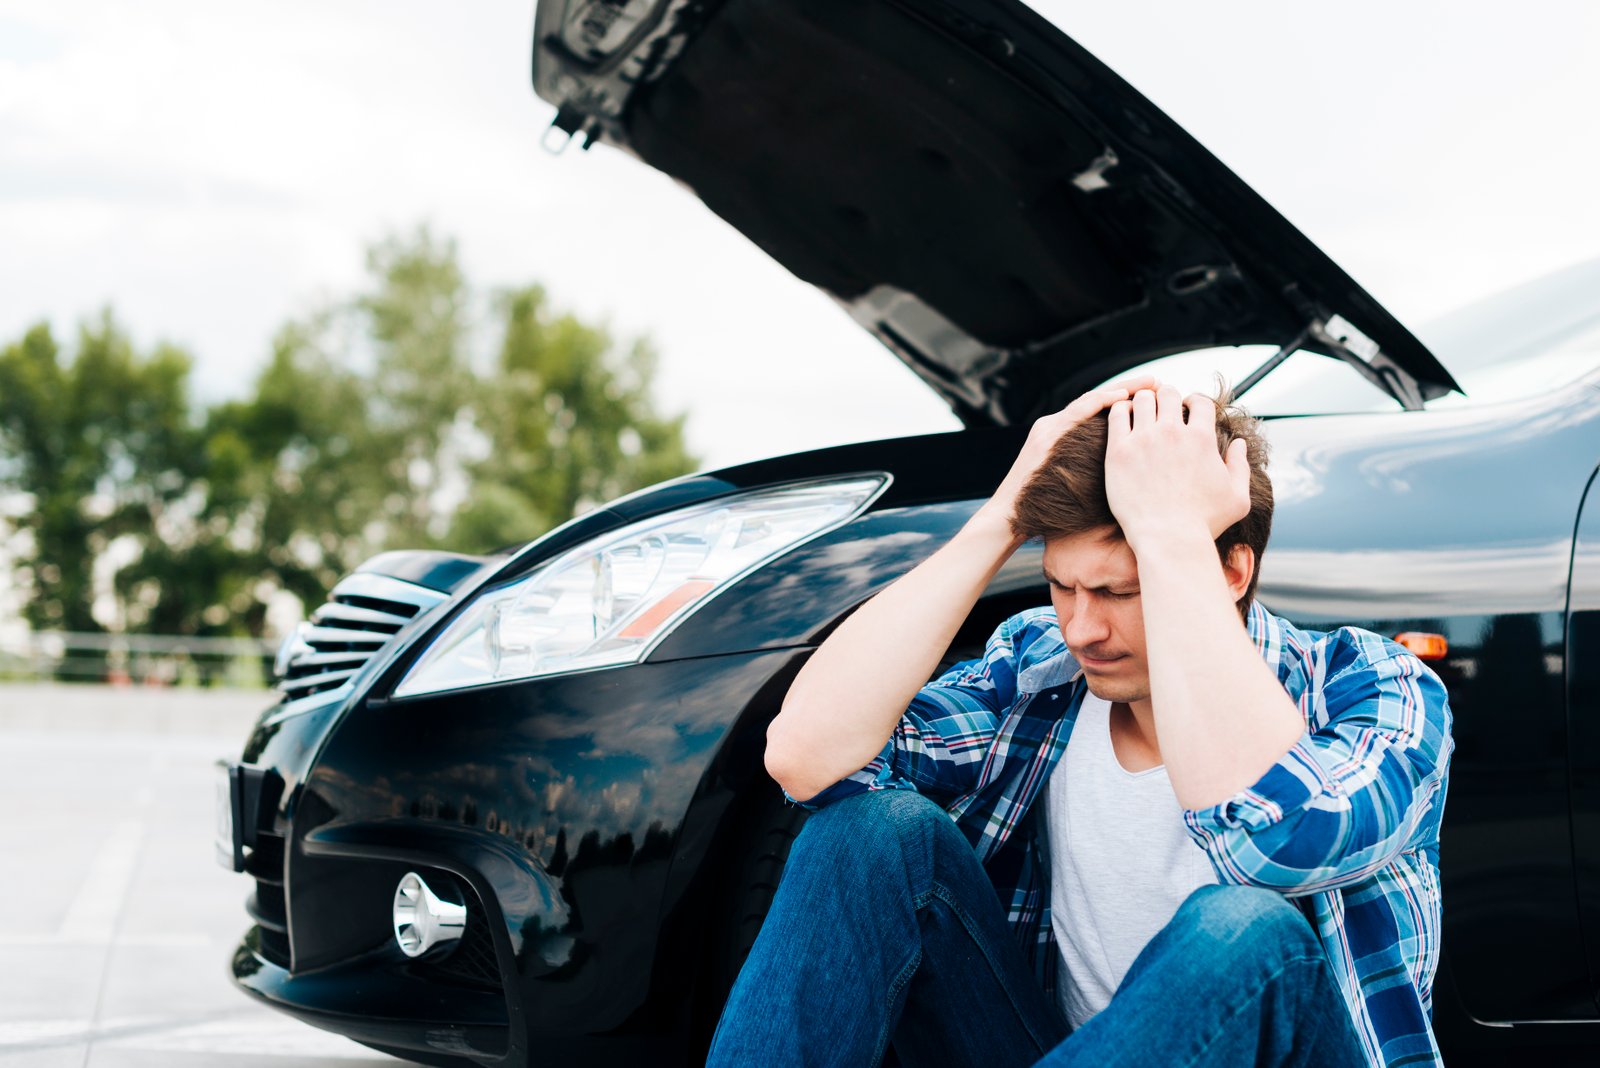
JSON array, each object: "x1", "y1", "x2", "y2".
[{"x1": 0, "y1": 685, "x2": 407, "y2": 1067}]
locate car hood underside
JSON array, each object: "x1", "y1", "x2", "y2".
[{"x1": 534, "y1": 0, "x2": 1459, "y2": 423}]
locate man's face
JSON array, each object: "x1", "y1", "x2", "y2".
[{"x1": 1041, "y1": 526, "x2": 1149, "y2": 706}]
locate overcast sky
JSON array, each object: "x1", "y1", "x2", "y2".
[{"x1": 3, "y1": 0, "x2": 1598, "y2": 471}]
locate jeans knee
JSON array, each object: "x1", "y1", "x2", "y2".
[
  {"x1": 1171, "y1": 884, "x2": 1318, "y2": 964},
  {"x1": 792, "y1": 788, "x2": 953, "y2": 881}
]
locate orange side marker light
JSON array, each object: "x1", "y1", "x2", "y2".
[
  {"x1": 1394, "y1": 632, "x2": 1448, "y2": 660},
  {"x1": 618, "y1": 580, "x2": 718, "y2": 639}
]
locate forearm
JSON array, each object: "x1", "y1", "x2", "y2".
[
  {"x1": 1133, "y1": 529, "x2": 1304, "y2": 810},
  {"x1": 1183, "y1": 649, "x2": 1453, "y2": 893},
  {"x1": 1184, "y1": 755, "x2": 1442, "y2": 894},
  {"x1": 765, "y1": 505, "x2": 1021, "y2": 802}
]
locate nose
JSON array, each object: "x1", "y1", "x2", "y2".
[{"x1": 1062, "y1": 593, "x2": 1111, "y2": 652}]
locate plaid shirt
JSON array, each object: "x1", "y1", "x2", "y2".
[{"x1": 784, "y1": 599, "x2": 1454, "y2": 1068}]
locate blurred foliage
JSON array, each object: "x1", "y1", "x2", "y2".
[
  {"x1": 0, "y1": 226, "x2": 697, "y2": 654},
  {"x1": 463, "y1": 285, "x2": 694, "y2": 543},
  {"x1": 0, "y1": 311, "x2": 196, "y2": 633}
]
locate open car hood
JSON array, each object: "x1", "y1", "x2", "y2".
[{"x1": 531, "y1": 0, "x2": 1459, "y2": 425}]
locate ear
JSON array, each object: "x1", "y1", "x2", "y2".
[{"x1": 1221, "y1": 543, "x2": 1255, "y2": 603}]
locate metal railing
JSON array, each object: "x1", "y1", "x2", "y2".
[{"x1": 0, "y1": 630, "x2": 279, "y2": 688}]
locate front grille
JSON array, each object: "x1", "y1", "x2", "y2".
[
  {"x1": 245, "y1": 829, "x2": 290, "y2": 967},
  {"x1": 278, "y1": 573, "x2": 448, "y2": 702}
]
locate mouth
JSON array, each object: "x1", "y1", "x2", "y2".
[{"x1": 1076, "y1": 652, "x2": 1126, "y2": 669}]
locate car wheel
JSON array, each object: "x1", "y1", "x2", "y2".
[
  {"x1": 699, "y1": 786, "x2": 926, "y2": 1068},
  {"x1": 687, "y1": 784, "x2": 811, "y2": 1062},
  {"x1": 722, "y1": 790, "x2": 809, "y2": 983}
]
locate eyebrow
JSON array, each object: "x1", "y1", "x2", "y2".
[{"x1": 1040, "y1": 567, "x2": 1138, "y2": 593}]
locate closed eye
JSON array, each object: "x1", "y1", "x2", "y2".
[{"x1": 1045, "y1": 582, "x2": 1137, "y2": 599}]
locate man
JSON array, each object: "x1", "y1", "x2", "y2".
[{"x1": 707, "y1": 380, "x2": 1453, "y2": 1067}]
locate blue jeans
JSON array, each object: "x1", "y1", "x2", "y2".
[{"x1": 708, "y1": 789, "x2": 1368, "y2": 1067}]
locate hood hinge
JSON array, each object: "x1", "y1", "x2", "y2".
[{"x1": 1235, "y1": 315, "x2": 1429, "y2": 411}]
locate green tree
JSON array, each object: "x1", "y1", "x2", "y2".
[
  {"x1": 121, "y1": 228, "x2": 584, "y2": 638},
  {"x1": 0, "y1": 226, "x2": 698, "y2": 658},
  {"x1": 358, "y1": 228, "x2": 480, "y2": 548},
  {"x1": 0, "y1": 312, "x2": 197, "y2": 634},
  {"x1": 453, "y1": 285, "x2": 696, "y2": 551},
  {"x1": 120, "y1": 314, "x2": 379, "y2": 639}
]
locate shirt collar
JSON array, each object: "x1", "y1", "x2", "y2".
[
  {"x1": 1016, "y1": 641, "x2": 1081, "y2": 693},
  {"x1": 1245, "y1": 598, "x2": 1284, "y2": 675}
]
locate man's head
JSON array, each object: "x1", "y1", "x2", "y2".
[{"x1": 1011, "y1": 387, "x2": 1273, "y2": 702}]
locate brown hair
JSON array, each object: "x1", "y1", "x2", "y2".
[{"x1": 1010, "y1": 388, "x2": 1274, "y2": 614}]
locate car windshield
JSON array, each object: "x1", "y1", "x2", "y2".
[{"x1": 1097, "y1": 256, "x2": 1600, "y2": 414}]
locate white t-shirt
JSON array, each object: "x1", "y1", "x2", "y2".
[{"x1": 1040, "y1": 692, "x2": 1219, "y2": 1029}]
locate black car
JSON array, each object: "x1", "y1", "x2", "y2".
[{"x1": 218, "y1": 1, "x2": 1600, "y2": 1064}]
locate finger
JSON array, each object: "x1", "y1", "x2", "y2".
[
  {"x1": 1107, "y1": 373, "x2": 1159, "y2": 395},
  {"x1": 1225, "y1": 437, "x2": 1251, "y2": 503},
  {"x1": 1061, "y1": 380, "x2": 1155, "y2": 424},
  {"x1": 1130, "y1": 387, "x2": 1156, "y2": 429},
  {"x1": 1155, "y1": 384, "x2": 1184, "y2": 424},
  {"x1": 1184, "y1": 393, "x2": 1217, "y2": 433},
  {"x1": 1088, "y1": 384, "x2": 1139, "y2": 414},
  {"x1": 1107, "y1": 399, "x2": 1132, "y2": 440}
]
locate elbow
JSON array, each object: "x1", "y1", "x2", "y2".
[
  {"x1": 1196, "y1": 828, "x2": 1391, "y2": 897},
  {"x1": 763, "y1": 733, "x2": 798, "y2": 798},
  {"x1": 764, "y1": 714, "x2": 823, "y2": 804}
]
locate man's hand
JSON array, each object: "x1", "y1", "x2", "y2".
[
  {"x1": 1104, "y1": 385, "x2": 1251, "y2": 550},
  {"x1": 975, "y1": 374, "x2": 1160, "y2": 534},
  {"x1": 769, "y1": 377, "x2": 1159, "y2": 803},
  {"x1": 1105, "y1": 384, "x2": 1305, "y2": 810}
]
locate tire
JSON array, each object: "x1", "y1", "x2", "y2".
[
  {"x1": 721, "y1": 793, "x2": 810, "y2": 984},
  {"x1": 699, "y1": 789, "x2": 913, "y2": 1068},
  {"x1": 688, "y1": 786, "x2": 811, "y2": 1064}
]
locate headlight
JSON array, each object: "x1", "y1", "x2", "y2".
[{"x1": 392, "y1": 475, "x2": 889, "y2": 697}]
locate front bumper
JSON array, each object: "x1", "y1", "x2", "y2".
[
  {"x1": 231, "y1": 927, "x2": 510, "y2": 1061},
  {"x1": 223, "y1": 639, "x2": 814, "y2": 1065}
]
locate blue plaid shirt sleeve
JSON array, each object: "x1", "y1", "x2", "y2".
[
  {"x1": 1182, "y1": 629, "x2": 1454, "y2": 896},
  {"x1": 781, "y1": 614, "x2": 1022, "y2": 810}
]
